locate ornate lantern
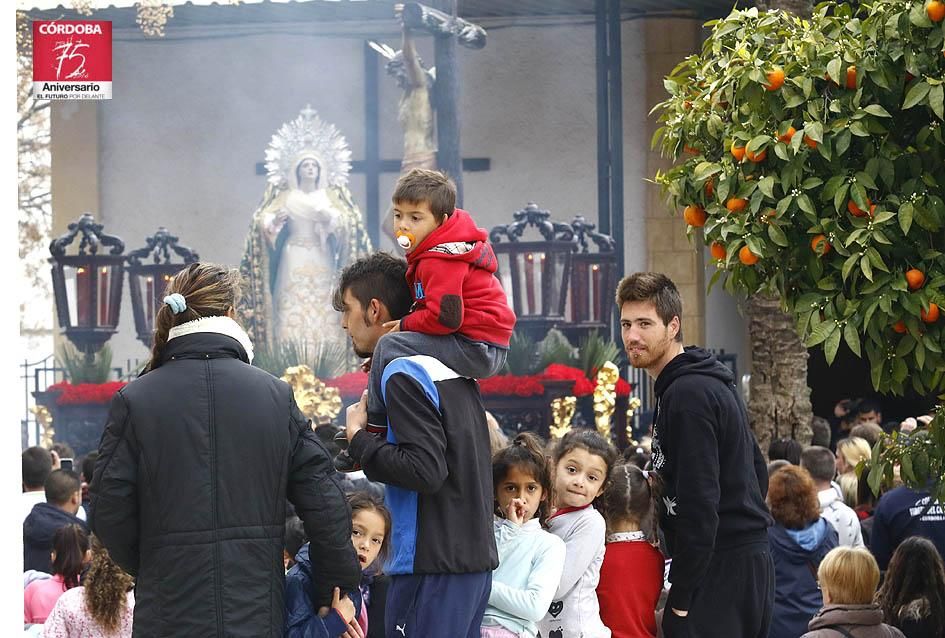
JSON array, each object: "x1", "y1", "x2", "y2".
[
  {"x1": 49, "y1": 213, "x2": 126, "y2": 355},
  {"x1": 126, "y1": 227, "x2": 199, "y2": 347},
  {"x1": 489, "y1": 203, "x2": 578, "y2": 341}
]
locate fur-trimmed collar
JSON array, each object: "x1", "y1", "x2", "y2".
[{"x1": 168, "y1": 316, "x2": 254, "y2": 364}]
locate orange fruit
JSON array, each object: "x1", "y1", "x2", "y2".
[
  {"x1": 921, "y1": 302, "x2": 940, "y2": 323},
  {"x1": 684, "y1": 145, "x2": 700, "y2": 155},
  {"x1": 746, "y1": 147, "x2": 767, "y2": 162},
  {"x1": 778, "y1": 126, "x2": 796, "y2": 143},
  {"x1": 892, "y1": 320, "x2": 908, "y2": 334},
  {"x1": 739, "y1": 245, "x2": 760, "y2": 265},
  {"x1": 710, "y1": 242, "x2": 727, "y2": 260},
  {"x1": 846, "y1": 65, "x2": 857, "y2": 90},
  {"x1": 803, "y1": 135, "x2": 818, "y2": 149},
  {"x1": 684, "y1": 204, "x2": 707, "y2": 227},
  {"x1": 726, "y1": 198, "x2": 748, "y2": 213},
  {"x1": 705, "y1": 180, "x2": 715, "y2": 198},
  {"x1": 765, "y1": 68, "x2": 785, "y2": 91},
  {"x1": 811, "y1": 234, "x2": 831, "y2": 255},
  {"x1": 928, "y1": 0, "x2": 945, "y2": 22},
  {"x1": 684, "y1": 100, "x2": 693, "y2": 110},
  {"x1": 731, "y1": 143, "x2": 746, "y2": 162},
  {"x1": 906, "y1": 268, "x2": 926, "y2": 290},
  {"x1": 847, "y1": 198, "x2": 872, "y2": 217}
]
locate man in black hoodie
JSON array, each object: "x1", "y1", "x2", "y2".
[
  {"x1": 24, "y1": 469, "x2": 87, "y2": 573},
  {"x1": 617, "y1": 272, "x2": 773, "y2": 638}
]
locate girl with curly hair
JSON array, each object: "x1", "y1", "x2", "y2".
[{"x1": 44, "y1": 535, "x2": 134, "y2": 637}]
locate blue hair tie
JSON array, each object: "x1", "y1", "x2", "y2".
[{"x1": 164, "y1": 293, "x2": 187, "y2": 315}]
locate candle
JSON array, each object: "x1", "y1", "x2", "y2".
[
  {"x1": 146, "y1": 276, "x2": 154, "y2": 326},
  {"x1": 76, "y1": 267, "x2": 90, "y2": 326},
  {"x1": 99, "y1": 267, "x2": 109, "y2": 326},
  {"x1": 592, "y1": 265, "x2": 601, "y2": 320},
  {"x1": 525, "y1": 254, "x2": 536, "y2": 314}
]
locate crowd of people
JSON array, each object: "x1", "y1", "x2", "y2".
[{"x1": 21, "y1": 168, "x2": 945, "y2": 638}]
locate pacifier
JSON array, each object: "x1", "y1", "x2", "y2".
[{"x1": 396, "y1": 231, "x2": 416, "y2": 250}]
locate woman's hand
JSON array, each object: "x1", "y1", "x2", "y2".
[
  {"x1": 382, "y1": 320, "x2": 401, "y2": 334},
  {"x1": 331, "y1": 587, "x2": 356, "y2": 625}
]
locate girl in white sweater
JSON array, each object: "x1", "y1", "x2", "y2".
[
  {"x1": 538, "y1": 430, "x2": 618, "y2": 638},
  {"x1": 481, "y1": 432, "x2": 566, "y2": 638}
]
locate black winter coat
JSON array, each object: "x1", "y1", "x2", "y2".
[{"x1": 89, "y1": 331, "x2": 360, "y2": 637}]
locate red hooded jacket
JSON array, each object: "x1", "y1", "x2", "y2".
[{"x1": 400, "y1": 209, "x2": 516, "y2": 347}]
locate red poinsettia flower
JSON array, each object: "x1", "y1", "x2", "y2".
[
  {"x1": 478, "y1": 375, "x2": 545, "y2": 397},
  {"x1": 324, "y1": 371, "x2": 369, "y2": 401},
  {"x1": 46, "y1": 381, "x2": 128, "y2": 405}
]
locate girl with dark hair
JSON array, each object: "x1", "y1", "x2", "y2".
[
  {"x1": 481, "y1": 433, "x2": 566, "y2": 638},
  {"x1": 285, "y1": 491, "x2": 392, "y2": 638},
  {"x1": 767, "y1": 465, "x2": 839, "y2": 638},
  {"x1": 538, "y1": 429, "x2": 618, "y2": 638},
  {"x1": 44, "y1": 535, "x2": 135, "y2": 637},
  {"x1": 90, "y1": 262, "x2": 361, "y2": 637},
  {"x1": 875, "y1": 536, "x2": 945, "y2": 638},
  {"x1": 24, "y1": 524, "x2": 89, "y2": 624},
  {"x1": 596, "y1": 463, "x2": 665, "y2": 637}
]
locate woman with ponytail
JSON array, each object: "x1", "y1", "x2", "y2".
[
  {"x1": 596, "y1": 463, "x2": 666, "y2": 637},
  {"x1": 24, "y1": 524, "x2": 89, "y2": 624},
  {"x1": 480, "y1": 432, "x2": 566, "y2": 638},
  {"x1": 43, "y1": 535, "x2": 134, "y2": 637},
  {"x1": 88, "y1": 263, "x2": 361, "y2": 637}
]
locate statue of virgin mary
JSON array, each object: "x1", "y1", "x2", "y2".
[{"x1": 240, "y1": 106, "x2": 372, "y2": 354}]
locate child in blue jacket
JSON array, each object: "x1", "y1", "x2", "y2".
[{"x1": 285, "y1": 492, "x2": 391, "y2": 638}]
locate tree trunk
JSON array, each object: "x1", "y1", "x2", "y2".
[
  {"x1": 742, "y1": 0, "x2": 813, "y2": 459},
  {"x1": 745, "y1": 295, "x2": 813, "y2": 456}
]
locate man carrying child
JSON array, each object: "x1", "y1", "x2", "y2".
[{"x1": 334, "y1": 173, "x2": 509, "y2": 636}]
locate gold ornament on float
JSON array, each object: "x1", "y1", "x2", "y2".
[
  {"x1": 593, "y1": 362, "x2": 619, "y2": 440},
  {"x1": 281, "y1": 365, "x2": 342, "y2": 427},
  {"x1": 625, "y1": 396, "x2": 643, "y2": 443},
  {"x1": 32, "y1": 405, "x2": 54, "y2": 448},
  {"x1": 549, "y1": 396, "x2": 577, "y2": 440}
]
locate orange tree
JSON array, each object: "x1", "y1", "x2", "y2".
[{"x1": 652, "y1": 1, "x2": 945, "y2": 498}]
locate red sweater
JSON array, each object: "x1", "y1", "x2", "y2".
[
  {"x1": 596, "y1": 540, "x2": 665, "y2": 638},
  {"x1": 400, "y1": 209, "x2": 516, "y2": 347}
]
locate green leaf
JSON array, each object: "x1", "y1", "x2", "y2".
[
  {"x1": 916, "y1": 339, "x2": 926, "y2": 371},
  {"x1": 867, "y1": 463, "x2": 883, "y2": 496},
  {"x1": 777, "y1": 195, "x2": 794, "y2": 216},
  {"x1": 861, "y1": 255, "x2": 873, "y2": 282},
  {"x1": 903, "y1": 81, "x2": 931, "y2": 110},
  {"x1": 843, "y1": 320, "x2": 862, "y2": 357},
  {"x1": 866, "y1": 247, "x2": 889, "y2": 273},
  {"x1": 855, "y1": 171, "x2": 877, "y2": 190},
  {"x1": 827, "y1": 58, "x2": 843, "y2": 86},
  {"x1": 807, "y1": 320, "x2": 837, "y2": 347},
  {"x1": 798, "y1": 194, "x2": 816, "y2": 216},
  {"x1": 900, "y1": 202, "x2": 915, "y2": 235},
  {"x1": 759, "y1": 175, "x2": 776, "y2": 198},
  {"x1": 842, "y1": 253, "x2": 861, "y2": 281},
  {"x1": 851, "y1": 182, "x2": 869, "y2": 210},
  {"x1": 901, "y1": 451, "x2": 917, "y2": 485},
  {"x1": 806, "y1": 121, "x2": 824, "y2": 143},
  {"x1": 825, "y1": 324, "x2": 843, "y2": 365},
  {"x1": 850, "y1": 121, "x2": 870, "y2": 137},
  {"x1": 694, "y1": 162, "x2": 722, "y2": 182},
  {"x1": 767, "y1": 223, "x2": 789, "y2": 247},
  {"x1": 931, "y1": 85, "x2": 945, "y2": 120},
  {"x1": 747, "y1": 135, "x2": 770, "y2": 153},
  {"x1": 835, "y1": 183, "x2": 851, "y2": 213},
  {"x1": 896, "y1": 335, "x2": 916, "y2": 358},
  {"x1": 835, "y1": 128, "x2": 852, "y2": 156},
  {"x1": 863, "y1": 104, "x2": 892, "y2": 118}
]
